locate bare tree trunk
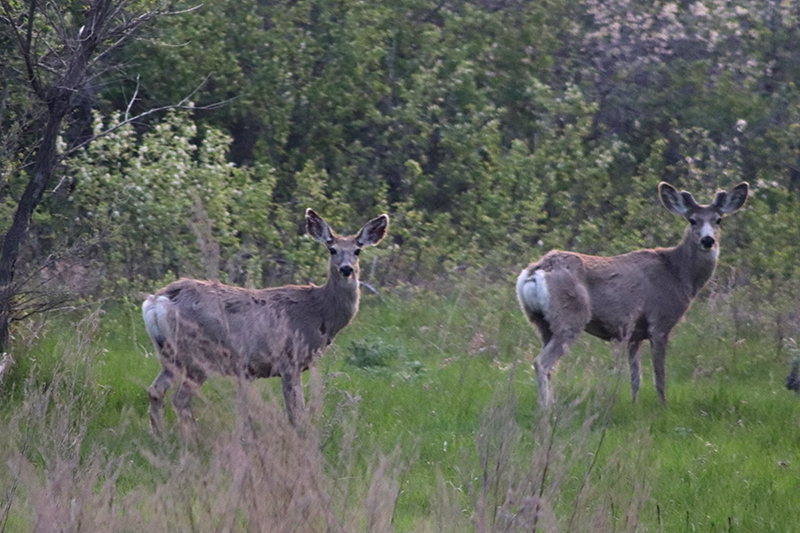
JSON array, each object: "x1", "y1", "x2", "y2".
[
  {"x1": 0, "y1": 0, "x2": 100, "y2": 351},
  {"x1": 0, "y1": 0, "x2": 170, "y2": 352},
  {"x1": 0, "y1": 94, "x2": 72, "y2": 351}
]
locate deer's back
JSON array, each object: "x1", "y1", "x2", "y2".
[
  {"x1": 533, "y1": 249, "x2": 694, "y2": 341},
  {"x1": 153, "y1": 279, "x2": 342, "y2": 377}
]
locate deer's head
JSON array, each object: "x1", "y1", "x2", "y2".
[
  {"x1": 659, "y1": 181, "x2": 749, "y2": 257},
  {"x1": 306, "y1": 209, "x2": 389, "y2": 284}
]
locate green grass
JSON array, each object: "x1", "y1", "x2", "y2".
[{"x1": 2, "y1": 277, "x2": 800, "y2": 532}]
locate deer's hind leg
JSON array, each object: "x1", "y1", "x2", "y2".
[
  {"x1": 148, "y1": 366, "x2": 174, "y2": 435},
  {"x1": 531, "y1": 268, "x2": 591, "y2": 406},
  {"x1": 628, "y1": 340, "x2": 643, "y2": 402},
  {"x1": 533, "y1": 325, "x2": 585, "y2": 406}
]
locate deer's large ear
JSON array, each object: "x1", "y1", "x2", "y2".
[
  {"x1": 306, "y1": 209, "x2": 335, "y2": 245},
  {"x1": 659, "y1": 182, "x2": 695, "y2": 216},
  {"x1": 355, "y1": 214, "x2": 389, "y2": 247},
  {"x1": 713, "y1": 182, "x2": 749, "y2": 214}
]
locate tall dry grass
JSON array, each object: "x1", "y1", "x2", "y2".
[
  {"x1": 0, "y1": 311, "x2": 119, "y2": 533},
  {"x1": 0, "y1": 310, "x2": 652, "y2": 533},
  {"x1": 463, "y1": 356, "x2": 652, "y2": 533},
  {"x1": 0, "y1": 311, "x2": 405, "y2": 533}
]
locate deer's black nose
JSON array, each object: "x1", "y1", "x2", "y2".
[
  {"x1": 340, "y1": 265, "x2": 354, "y2": 277},
  {"x1": 700, "y1": 236, "x2": 715, "y2": 249}
]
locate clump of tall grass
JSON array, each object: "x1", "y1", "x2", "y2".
[
  {"x1": 0, "y1": 310, "x2": 118, "y2": 533},
  {"x1": 703, "y1": 273, "x2": 800, "y2": 358},
  {"x1": 1, "y1": 299, "x2": 652, "y2": 533},
  {"x1": 458, "y1": 362, "x2": 652, "y2": 533},
  {"x1": 0, "y1": 312, "x2": 406, "y2": 533}
]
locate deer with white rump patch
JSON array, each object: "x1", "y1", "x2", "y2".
[
  {"x1": 516, "y1": 182, "x2": 749, "y2": 406},
  {"x1": 142, "y1": 209, "x2": 389, "y2": 433}
]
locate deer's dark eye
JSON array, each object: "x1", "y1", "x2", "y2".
[
  {"x1": 354, "y1": 249, "x2": 361, "y2": 256},
  {"x1": 689, "y1": 218, "x2": 697, "y2": 226},
  {"x1": 716, "y1": 217, "x2": 722, "y2": 225},
  {"x1": 329, "y1": 248, "x2": 337, "y2": 255}
]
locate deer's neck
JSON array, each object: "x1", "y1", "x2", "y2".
[
  {"x1": 666, "y1": 231, "x2": 718, "y2": 298},
  {"x1": 317, "y1": 269, "x2": 360, "y2": 337}
]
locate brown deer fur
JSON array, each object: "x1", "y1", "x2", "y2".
[
  {"x1": 516, "y1": 182, "x2": 749, "y2": 406},
  {"x1": 142, "y1": 209, "x2": 389, "y2": 433}
]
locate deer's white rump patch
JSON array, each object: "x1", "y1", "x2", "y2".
[
  {"x1": 516, "y1": 268, "x2": 550, "y2": 319},
  {"x1": 142, "y1": 295, "x2": 171, "y2": 347}
]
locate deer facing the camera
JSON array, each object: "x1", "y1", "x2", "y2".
[
  {"x1": 516, "y1": 182, "x2": 749, "y2": 406},
  {"x1": 142, "y1": 209, "x2": 389, "y2": 433}
]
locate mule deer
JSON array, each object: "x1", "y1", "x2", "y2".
[
  {"x1": 516, "y1": 182, "x2": 749, "y2": 406},
  {"x1": 142, "y1": 209, "x2": 389, "y2": 433}
]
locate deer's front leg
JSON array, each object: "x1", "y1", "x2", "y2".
[
  {"x1": 172, "y1": 377, "x2": 202, "y2": 439},
  {"x1": 281, "y1": 369, "x2": 305, "y2": 426},
  {"x1": 628, "y1": 340, "x2": 643, "y2": 402}
]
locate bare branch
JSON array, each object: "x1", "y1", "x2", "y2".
[
  {"x1": 125, "y1": 75, "x2": 140, "y2": 121},
  {"x1": 89, "y1": 4, "x2": 202, "y2": 73},
  {"x1": 359, "y1": 281, "x2": 380, "y2": 296},
  {"x1": 13, "y1": 253, "x2": 60, "y2": 291},
  {"x1": 0, "y1": 0, "x2": 43, "y2": 97},
  {"x1": 2, "y1": 77, "x2": 232, "y2": 190},
  {"x1": 59, "y1": 101, "x2": 223, "y2": 159},
  {"x1": 61, "y1": 77, "x2": 236, "y2": 160},
  {"x1": 70, "y1": 102, "x2": 234, "y2": 156},
  {"x1": 12, "y1": 298, "x2": 83, "y2": 323},
  {"x1": 0, "y1": 132, "x2": 42, "y2": 185},
  {"x1": 42, "y1": 0, "x2": 71, "y2": 46},
  {"x1": 24, "y1": 0, "x2": 39, "y2": 93}
]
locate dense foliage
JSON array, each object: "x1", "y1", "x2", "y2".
[{"x1": 2, "y1": 0, "x2": 799, "y2": 334}]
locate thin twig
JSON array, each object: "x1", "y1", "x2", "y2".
[
  {"x1": 359, "y1": 281, "x2": 379, "y2": 295},
  {"x1": 0, "y1": 0, "x2": 41, "y2": 97},
  {"x1": 61, "y1": 93, "x2": 235, "y2": 160},
  {"x1": 124, "y1": 74, "x2": 140, "y2": 121}
]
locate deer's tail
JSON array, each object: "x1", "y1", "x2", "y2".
[
  {"x1": 142, "y1": 295, "x2": 172, "y2": 350},
  {"x1": 516, "y1": 267, "x2": 551, "y2": 320}
]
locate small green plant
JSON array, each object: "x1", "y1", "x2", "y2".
[{"x1": 345, "y1": 338, "x2": 401, "y2": 368}]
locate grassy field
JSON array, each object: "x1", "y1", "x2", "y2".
[{"x1": 1, "y1": 275, "x2": 799, "y2": 532}]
